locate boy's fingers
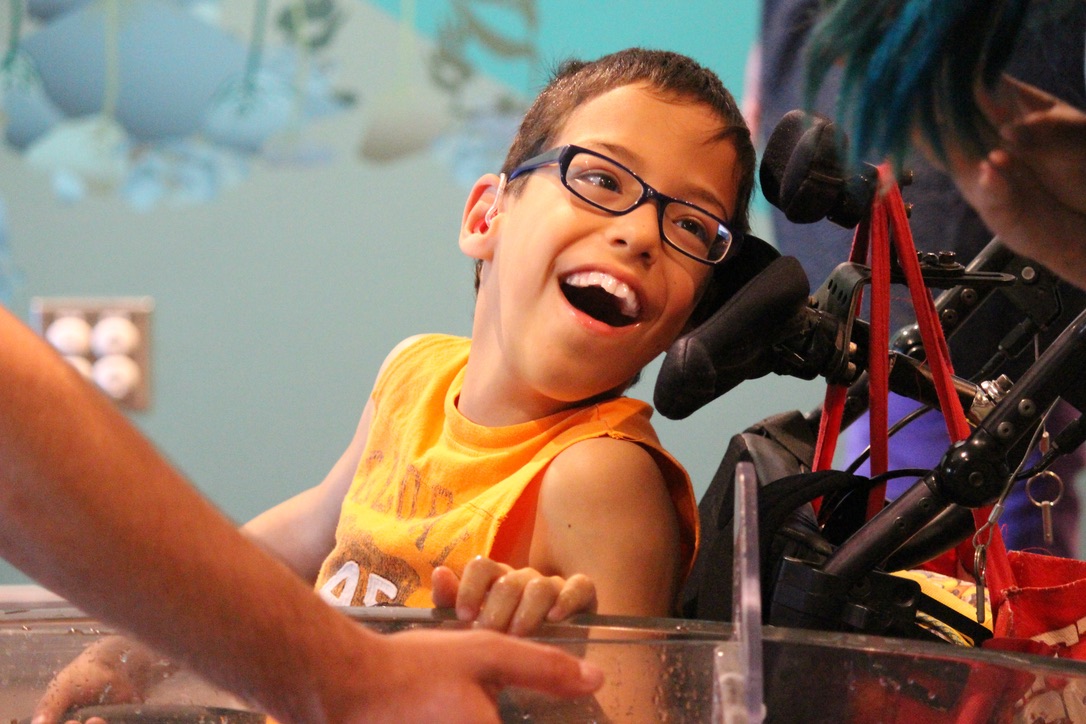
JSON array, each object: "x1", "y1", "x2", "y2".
[
  {"x1": 507, "y1": 576, "x2": 566, "y2": 636},
  {"x1": 1000, "y1": 75, "x2": 1059, "y2": 115},
  {"x1": 1003, "y1": 108, "x2": 1086, "y2": 147},
  {"x1": 961, "y1": 154, "x2": 1086, "y2": 282},
  {"x1": 431, "y1": 565, "x2": 461, "y2": 609},
  {"x1": 32, "y1": 675, "x2": 85, "y2": 724},
  {"x1": 474, "y1": 569, "x2": 533, "y2": 632},
  {"x1": 547, "y1": 574, "x2": 598, "y2": 622},
  {"x1": 456, "y1": 557, "x2": 513, "y2": 620},
  {"x1": 30, "y1": 697, "x2": 63, "y2": 724},
  {"x1": 1000, "y1": 108, "x2": 1086, "y2": 212}
]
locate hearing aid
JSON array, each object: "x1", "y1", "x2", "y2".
[{"x1": 481, "y1": 173, "x2": 508, "y2": 230}]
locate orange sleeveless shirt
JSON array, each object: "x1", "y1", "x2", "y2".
[{"x1": 314, "y1": 334, "x2": 698, "y2": 608}]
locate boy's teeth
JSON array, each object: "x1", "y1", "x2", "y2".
[{"x1": 563, "y1": 271, "x2": 641, "y2": 318}]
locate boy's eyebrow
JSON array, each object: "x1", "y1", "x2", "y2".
[
  {"x1": 591, "y1": 141, "x2": 731, "y2": 219},
  {"x1": 678, "y1": 186, "x2": 731, "y2": 220}
]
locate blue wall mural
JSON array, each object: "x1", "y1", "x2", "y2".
[
  {"x1": 0, "y1": 1, "x2": 822, "y2": 588},
  {"x1": 3, "y1": 0, "x2": 354, "y2": 208}
]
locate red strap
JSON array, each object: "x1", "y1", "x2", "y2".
[
  {"x1": 885, "y1": 181, "x2": 971, "y2": 442},
  {"x1": 813, "y1": 383, "x2": 847, "y2": 475},
  {"x1": 812, "y1": 215, "x2": 873, "y2": 475},
  {"x1": 880, "y1": 173, "x2": 1015, "y2": 609},
  {"x1": 812, "y1": 164, "x2": 1016, "y2": 614},
  {"x1": 865, "y1": 193, "x2": 891, "y2": 518}
]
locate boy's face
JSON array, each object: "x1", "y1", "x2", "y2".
[{"x1": 462, "y1": 83, "x2": 740, "y2": 414}]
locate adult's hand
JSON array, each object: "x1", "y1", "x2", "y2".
[
  {"x1": 33, "y1": 637, "x2": 169, "y2": 724},
  {"x1": 324, "y1": 626, "x2": 603, "y2": 724}
]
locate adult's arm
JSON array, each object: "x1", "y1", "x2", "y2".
[{"x1": 0, "y1": 308, "x2": 601, "y2": 723}]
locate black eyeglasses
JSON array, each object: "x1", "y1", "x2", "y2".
[{"x1": 507, "y1": 144, "x2": 735, "y2": 265}]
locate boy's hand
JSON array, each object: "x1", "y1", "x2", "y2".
[{"x1": 432, "y1": 557, "x2": 597, "y2": 636}]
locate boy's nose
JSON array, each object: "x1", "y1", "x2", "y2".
[{"x1": 608, "y1": 201, "x2": 662, "y2": 262}]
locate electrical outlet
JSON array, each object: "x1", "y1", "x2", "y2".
[{"x1": 31, "y1": 296, "x2": 154, "y2": 411}]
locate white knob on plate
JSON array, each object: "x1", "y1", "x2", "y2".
[
  {"x1": 91, "y1": 315, "x2": 140, "y2": 356},
  {"x1": 92, "y1": 354, "x2": 141, "y2": 399},
  {"x1": 46, "y1": 315, "x2": 92, "y2": 355}
]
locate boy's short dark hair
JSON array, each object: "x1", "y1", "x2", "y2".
[
  {"x1": 502, "y1": 48, "x2": 754, "y2": 234},
  {"x1": 476, "y1": 48, "x2": 765, "y2": 326}
]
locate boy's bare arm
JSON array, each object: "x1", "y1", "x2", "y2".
[{"x1": 532, "y1": 438, "x2": 683, "y2": 617}]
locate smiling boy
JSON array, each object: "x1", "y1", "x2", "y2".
[
  {"x1": 38, "y1": 49, "x2": 769, "y2": 718},
  {"x1": 279, "y1": 49, "x2": 766, "y2": 629}
]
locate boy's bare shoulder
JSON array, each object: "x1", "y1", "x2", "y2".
[
  {"x1": 533, "y1": 436, "x2": 682, "y2": 606},
  {"x1": 541, "y1": 436, "x2": 669, "y2": 504}
]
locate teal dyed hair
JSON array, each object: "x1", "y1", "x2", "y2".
[{"x1": 802, "y1": 0, "x2": 1076, "y2": 166}]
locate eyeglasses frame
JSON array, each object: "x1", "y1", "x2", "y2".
[{"x1": 506, "y1": 144, "x2": 735, "y2": 265}]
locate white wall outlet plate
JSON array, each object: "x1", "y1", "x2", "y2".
[{"x1": 31, "y1": 296, "x2": 155, "y2": 411}]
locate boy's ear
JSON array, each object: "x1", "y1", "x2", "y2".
[{"x1": 459, "y1": 173, "x2": 504, "y2": 261}]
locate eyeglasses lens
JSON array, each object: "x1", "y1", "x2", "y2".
[{"x1": 563, "y1": 151, "x2": 729, "y2": 263}]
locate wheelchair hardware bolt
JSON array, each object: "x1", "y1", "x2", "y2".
[
  {"x1": 960, "y1": 288, "x2": 978, "y2": 305},
  {"x1": 1020, "y1": 266, "x2": 1038, "y2": 283},
  {"x1": 850, "y1": 578, "x2": 872, "y2": 597},
  {"x1": 1018, "y1": 399, "x2": 1037, "y2": 417},
  {"x1": 941, "y1": 309, "x2": 959, "y2": 327},
  {"x1": 969, "y1": 472, "x2": 985, "y2": 488},
  {"x1": 996, "y1": 421, "x2": 1015, "y2": 438},
  {"x1": 937, "y1": 251, "x2": 957, "y2": 267}
]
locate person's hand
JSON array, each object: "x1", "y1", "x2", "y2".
[
  {"x1": 32, "y1": 636, "x2": 172, "y2": 724},
  {"x1": 34, "y1": 627, "x2": 603, "y2": 724},
  {"x1": 431, "y1": 556, "x2": 597, "y2": 636},
  {"x1": 945, "y1": 76, "x2": 1086, "y2": 290},
  {"x1": 323, "y1": 626, "x2": 602, "y2": 724}
]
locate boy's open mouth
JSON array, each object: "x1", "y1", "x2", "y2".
[{"x1": 560, "y1": 271, "x2": 641, "y2": 327}]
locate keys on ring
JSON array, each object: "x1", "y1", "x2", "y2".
[{"x1": 1026, "y1": 470, "x2": 1064, "y2": 546}]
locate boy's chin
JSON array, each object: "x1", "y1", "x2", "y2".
[{"x1": 579, "y1": 375, "x2": 640, "y2": 406}]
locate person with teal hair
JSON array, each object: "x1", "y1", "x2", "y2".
[
  {"x1": 751, "y1": 0, "x2": 1086, "y2": 557},
  {"x1": 805, "y1": 0, "x2": 1086, "y2": 289}
]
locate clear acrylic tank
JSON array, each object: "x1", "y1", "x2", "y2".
[{"x1": 4, "y1": 598, "x2": 1086, "y2": 722}]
